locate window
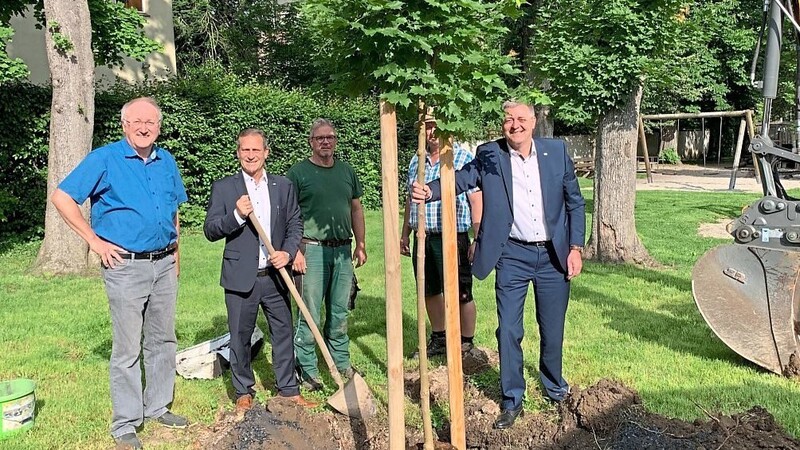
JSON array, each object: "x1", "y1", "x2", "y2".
[{"x1": 125, "y1": 0, "x2": 143, "y2": 11}]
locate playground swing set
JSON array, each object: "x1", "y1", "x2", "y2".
[{"x1": 637, "y1": 110, "x2": 758, "y2": 189}]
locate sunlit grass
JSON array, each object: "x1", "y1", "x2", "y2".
[{"x1": 3, "y1": 187, "x2": 800, "y2": 448}]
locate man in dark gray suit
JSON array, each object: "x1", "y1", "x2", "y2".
[{"x1": 204, "y1": 128, "x2": 318, "y2": 411}]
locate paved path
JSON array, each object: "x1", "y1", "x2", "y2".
[{"x1": 634, "y1": 164, "x2": 800, "y2": 193}]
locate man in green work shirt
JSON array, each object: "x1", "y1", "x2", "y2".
[{"x1": 288, "y1": 118, "x2": 367, "y2": 390}]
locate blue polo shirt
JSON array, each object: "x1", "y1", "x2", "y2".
[{"x1": 59, "y1": 139, "x2": 188, "y2": 253}]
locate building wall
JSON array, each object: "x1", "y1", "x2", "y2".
[
  {"x1": 554, "y1": 131, "x2": 714, "y2": 162},
  {"x1": 7, "y1": 0, "x2": 176, "y2": 88},
  {"x1": 559, "y1": 135, "x2": 594, "y2": 159},
  {"x1": 644, "y1": 127, "x2": 711, "y2": 161}
]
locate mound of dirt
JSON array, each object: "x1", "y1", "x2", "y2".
[{"x1": 195, "y1": 347, "x2": 800, "y2": 449}]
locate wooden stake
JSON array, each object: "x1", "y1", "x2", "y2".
[
  {"x1": 416, "y1": 103, "x2": 434, "y2": 450},
  {"x1": 380, "y1": 99, "x2": 405, "y2": 450},
  {"x1": 638, "y1": 117, "x2": 653, "y2": 183},
  {"x1": 439, "y1": 136, "x2": 466, "y2": 449}
]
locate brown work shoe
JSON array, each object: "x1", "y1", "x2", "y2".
[
  {"x1": 285, "y1": 394, "x2": 319, "y2": 409},
  {"x1": 235, "y1": 394, "x2": 253, "y2": 412}
]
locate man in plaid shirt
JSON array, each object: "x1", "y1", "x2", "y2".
[{"x1": 401, "y1": 113, "x2": 483, "y2": 357}]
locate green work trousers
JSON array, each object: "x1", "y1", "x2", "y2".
[{"x1": 294, "y1": 243, "x2": 353, "y2": 378}]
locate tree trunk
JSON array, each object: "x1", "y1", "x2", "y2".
[
  {"x1": 534, "y1": 105, "x2": 554, "y2": 138},
  {"x1": 33, "y1": 0, "x2": 95, "y2": 275},
  {"x1": 584, "y1": 83, "x2": 654, "y2": 265},
  {"x1": 532, "y1": 79, "x2": 553, "y2": 138}
]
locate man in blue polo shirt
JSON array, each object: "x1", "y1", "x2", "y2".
[{"x1": 51, "y1": 97, "x2": 188, "y2": 450}]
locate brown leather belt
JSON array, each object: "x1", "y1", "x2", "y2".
[
  {"x1": 119, "y1": 243, "x2": 177, "y2": 260},
  {"x1": 301, "y1": 238, "x2": 352, "y2": 247}
]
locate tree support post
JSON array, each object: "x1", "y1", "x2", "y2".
[
  {"x1": 439, "y1": 136, "x2": 466, "y2": 449},
  {"x1": 380, "y1": 99, "x2": 405, "y2": 450},
  {"x1": 415, "y1": 104, "x2": 434, "y2": 450}
]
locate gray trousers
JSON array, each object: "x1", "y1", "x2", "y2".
[{"x1": 102, "y1": 255, "x2": 178, "y2": 438}]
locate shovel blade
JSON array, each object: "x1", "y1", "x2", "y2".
[
  {"x1": 692, "y1": 244, "x2": 800, "y2": 374},
  {"x1": 327, "y1": 373, "x2": 377, "y2": 419}
]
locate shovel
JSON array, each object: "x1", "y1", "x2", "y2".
[{"x1": 248, "y1": 214, "x2": 377, "y2": 419}]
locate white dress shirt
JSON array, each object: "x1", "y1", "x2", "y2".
[
  {"x1": 509, "y1": 142, "x2": 549, "y2": 242},
  {"x1": 234, "y1": 170, "x2": 272, "y2": 269}
]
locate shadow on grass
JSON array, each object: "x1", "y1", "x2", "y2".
[
  {"x1": 581, "y1": 262, "x2": 692, "y2": 294},
  {"x1": 689, "y1": 202, "x2": 746, "y2": 219},
  {"x1": 34, "y1": 398, "x2": 46, "y2": 420},
  {"x1": 92, "y1": 337, "x2": 112, "y2": 361},
  {"x1": 573, "y1": 264, "x2": 747, "y2": 368},
  {"x1": 187, "y1": 315, "x2": 229, "y2": 345},
  {"x1": 347, "y1": 294, "x2": 421, "y2": 372}
]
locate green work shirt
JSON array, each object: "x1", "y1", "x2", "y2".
[{"x1": 287, "y1": 158, "x2": 364, "y2": 241}]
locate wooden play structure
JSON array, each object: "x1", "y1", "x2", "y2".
[{"x1": 638, "y1": 110, "x2": 757, "y2": 189}]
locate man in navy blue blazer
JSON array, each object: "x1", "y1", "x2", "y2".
[{"x1": 412, "y1": 101, "x2": 586, "y2": 429}]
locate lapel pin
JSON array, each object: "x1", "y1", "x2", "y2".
[{"x1": 543, "y1": 153, "x2": 548, "y2": 156}]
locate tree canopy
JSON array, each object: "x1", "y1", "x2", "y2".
[
  {"x1": 173, "y1": 0, "x2": 322, "y2": 87},
  {"x1": 529, "y1": 0, "x2": 767, "y2": 126},
  {"x1": 530, "y1": 0, "x2": 685, "y2": 126},
  {"x1": 643, "y1": 0, "x2": 762, "y2": 115},
  {"x1": 302, "y1": 0, "x2": 522, "y2": 137}
]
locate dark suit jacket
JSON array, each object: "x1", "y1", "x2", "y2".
[
  {"x1": 429, "y1": 138, "x2": 585, "y2": 279},
  {"x1": 204, "y1": 172, "x2": 303, "y2": 293}
]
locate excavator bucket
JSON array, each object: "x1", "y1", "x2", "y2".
[{"x1": 692, "y1": 244, "x2": 800, "y2": 375}]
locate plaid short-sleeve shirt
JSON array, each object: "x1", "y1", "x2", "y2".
[{"x1": 407, "y1": 144, "x2": 478, "y2": 233}]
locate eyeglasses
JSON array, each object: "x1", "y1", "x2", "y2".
[
  {"x1": 124, "y1": 119, "x2": 160, "y2": 129},
  {"x1": 311, "y1": 135, "x2": 337, "y2": 143}
]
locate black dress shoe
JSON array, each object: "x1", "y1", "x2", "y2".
[{"x1": 493, "y1": 406, "x2": 523, "y2": 429}]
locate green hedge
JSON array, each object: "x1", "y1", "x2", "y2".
[
  {"x1": 0, "y1": 85, "x2": 51, "y2": 239},
  {"x1": 0, "y1": 67, "x2": 418, "y2": 236}
]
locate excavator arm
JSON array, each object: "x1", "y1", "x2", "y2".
[{"x1": 692, "y1": 0, "x2": 800, "y2": 375}]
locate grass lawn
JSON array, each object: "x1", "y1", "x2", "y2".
[{"x1": 3, "y1": 187, "x2": 800, "y2": 449}]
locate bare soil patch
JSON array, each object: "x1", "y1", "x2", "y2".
[
  {"x1": 193, "y1": 347, "x2": 800, "y2": 449},
  {"x1": 697, "y1": 217, "x2": 735, "y2": 240}
]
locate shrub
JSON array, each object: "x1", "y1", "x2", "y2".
[
  {"x1": 0, "y1": 84, "x2": 50, "y2": 240},
  {"x1": 0, "y1": 67, "x2": 421, "y2": 236},
  {"x1": 661, "y1": 147, "x2": 681, "y2": 164}
]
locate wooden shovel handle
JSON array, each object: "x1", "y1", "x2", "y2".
[{"x1": 248, "y1": 214, "x2": 344, "y2": 389}]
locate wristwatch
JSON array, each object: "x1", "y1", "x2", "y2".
[{"x1": 570, "y1": 245, "x2": 584, "y2": 253}]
